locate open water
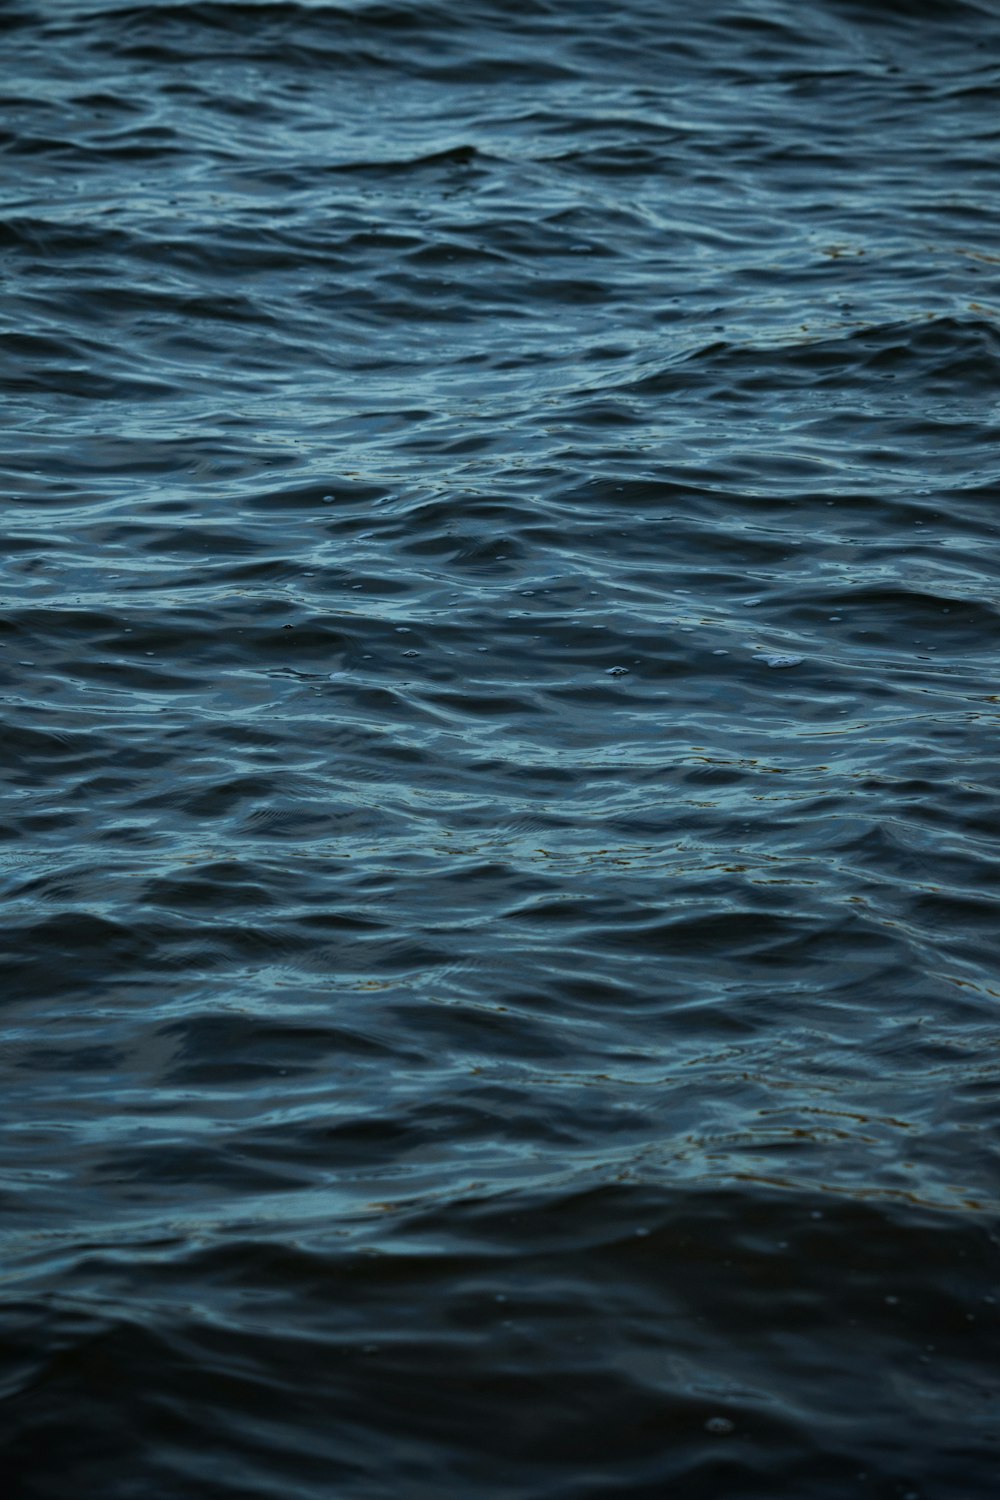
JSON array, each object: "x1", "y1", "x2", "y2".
[{"x1": 3, "y1": 1, "x2": 1000, "y2": 1496}]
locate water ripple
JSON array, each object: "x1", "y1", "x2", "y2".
[{"x1": 4, "y1": 0, "x2": 1000, "y2": 1495}]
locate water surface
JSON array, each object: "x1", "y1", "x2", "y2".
[{"x1": 2, "y1": 2, "x2": 1000, "y2": 1495}]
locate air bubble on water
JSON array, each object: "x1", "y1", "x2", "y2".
[
  {"x1": 764, "y1": 654, "x2": 803, "y2": 668},
  {"x1": 743, "y1": 597, "x2": 762, "y2": 606},
  {"x1": 712, "y1": 649, "x2": 729, "y2": 655},
  {"x1": 402, "y1": 650, "x2": 420, "y2": 658},
  {"x1": 395, "y1": 626, "x2": 410, "y2": 633},
  {"x1": 322, "y1": 495, "x2": 334, "y2": 502},
  {"x1": 705, "y1": 1416, "x2": 734, "y2": 1435},
  {"x1": 606, "y1": 665, "x2": 629, "y2": 676}
]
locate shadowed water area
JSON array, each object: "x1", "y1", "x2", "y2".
[{"x1": 2, "y1": 0, "x2": 1000, "y2": 1495}]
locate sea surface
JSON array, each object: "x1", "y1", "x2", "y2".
[{"x1": 3, "y1": 1, "x2": 1000, "y2": 1495}]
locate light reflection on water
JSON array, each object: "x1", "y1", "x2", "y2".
[{"x1": 3, "y1": 0, "x2": 1000, "y2": 1495}]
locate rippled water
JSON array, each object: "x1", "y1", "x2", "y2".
[{"x1": 3, "y1": 1, "x2": 1000, "y2": 1495}]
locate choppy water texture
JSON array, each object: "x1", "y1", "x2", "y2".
[{"x1": 3, "y1": 1, "x2": 1000, "y2": 1495}]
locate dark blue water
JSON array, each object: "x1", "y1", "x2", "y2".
[{"x1": 3, "y1": 1, "x2": 1000, "y2": 1495}]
